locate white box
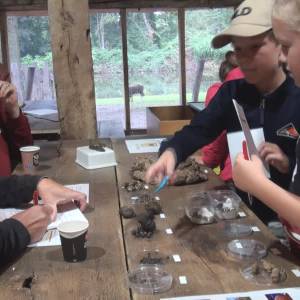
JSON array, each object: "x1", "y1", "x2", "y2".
[{"x1": 75, "y1": 146, "x2": 117, "y2": 169}]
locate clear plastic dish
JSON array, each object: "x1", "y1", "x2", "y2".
[
  {"x1": 227, "y1": 239, "x2": 267, "y2": 260},
  {"x1": 127, "y1": 192, "x2": 152, "y2": 205},
  {"x1": 223, "y1": 222, "x2": 253, "y2": 238},
  {"x1": 241, "y1": 259, "x2": 287, "y2": 285},
  {"x1": 209, "y1": 190, "x2": 241, "y2": 220},
  {"x1": 128, "y1": 265, "x2": 172, "y2": 294},
  {"x1": 185, "y1": 192, "x2": 215, "y2": 224}
]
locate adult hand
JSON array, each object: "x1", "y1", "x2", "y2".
[
  {"x1": 0, "y1": 81, "x2": 19, "y2": 119},
  {"x1": 259, "y1": 142, "x2": 289, "y2": 174},
  {"x1": 37, "y1": 178, "x2": 88, "y2": 220},
  {"x1": 12, "y1": 205, "x2": 53, "y2": 243},
  {"x1": 145, "y1": 149, "x2": 176, "y2": 184},
  {"x1": 233, "y1": 153, "x2": 267, "y2": 193}
]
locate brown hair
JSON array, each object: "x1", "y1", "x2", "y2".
[{"x1": 219, "y1": 51, "x2": 238, "y2": 82}]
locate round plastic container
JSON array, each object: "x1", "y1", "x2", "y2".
[
  {"x1": 223, "y1": 222, "x2": 253, "y2": 238},
  {"x1": 241, "y1": 259, "x2": 287, "y2": 285},
  {"x1": 209, "y1": 190, "x2": 241, "y2": 220},
  {"x1": 128, "y1": 265, "x2": 173, "y2": 294},
  {"x1": 128, "y1": 191, "x2": 152, "y2": 205},
  {"x1": 227, "y1": 239, "x2": 267, "y2": 260},
  {"x1": 185, "y1": 192, "x2": 215, "y2": 225}
]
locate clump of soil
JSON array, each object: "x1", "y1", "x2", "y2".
[
  {"x1": 140, "y1": 253, "x2": 164, "y2": 265},
  {"x1": 145, "y1": 201, "x2": 162, "y2": 215},
  {"x1": 119, "y1": 206, "x2": 136, "y2": 219},
  {"x1": 131, "y1": 212, "x2": 156, "y2": 238},
  {"x1": 122, "y1": 180, "x2": 148, "y2": 192},
  {"x1": 250, "y1": 259, "x2": 286, "y2": 283},
  {"x1": 129, "y1": 156, "x2": 208, "y2": 186}
]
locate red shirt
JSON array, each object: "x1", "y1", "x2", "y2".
[
  {"x1": 202, "y1": 68, "x2": 244, "y2": 181},
  {"x1": 0, "y1": 108, "x2": 33, "y2": 176}
]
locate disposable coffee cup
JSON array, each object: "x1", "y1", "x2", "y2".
[
  {"x1": 58, "y1": 220, "x2": 89, "y2": 263},
  {"x1": 20, "y1": 145, "x2": 40, "y2": 174}
]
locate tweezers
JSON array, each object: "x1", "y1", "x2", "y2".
[{"x1": 153, "y1": 176, "x2": 170, "y2": 193}]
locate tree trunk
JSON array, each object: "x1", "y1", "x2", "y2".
[
  {"x1": 48, "y1": 0, "x2": 97, "y2": 139},
  {"x1": 192, "y1": 57, "x2": 205, "y2": 102}
]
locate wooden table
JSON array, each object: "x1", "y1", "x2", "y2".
[
  {"x1": 0, "y1": 140, "x2": 130, "y2": 300},
  {"x1": 0, "y1": 139, "x2": 300, "y2": 299},
  {"x1": 112, "y1": 139, "x2": 300, "y2": 299}
]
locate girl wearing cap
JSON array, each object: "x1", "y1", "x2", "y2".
[
  {"x1": 146, "y1": 0, "x2": 300, "y2": 224},
  {"x1": 233, "y1": 0, "x2": 300, "y2": 254}
]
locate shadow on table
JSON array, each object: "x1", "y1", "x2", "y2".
[{"x1": 46, "y1": 246, "x2": 106, "y2": 262}]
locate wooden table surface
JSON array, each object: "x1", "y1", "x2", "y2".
[
  {"x1": 112, "y1": 139, "x2": 300, "y2": 299},
  {"x1": 0, "y1": 138, "x2": 300, "y2": 300},
  {"x1": 0, "y1": 140, "x2": 130, "y2": 300}
]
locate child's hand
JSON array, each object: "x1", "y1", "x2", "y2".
[
  {"x1": 259, "y1": 142, "x2": 289, "y2": 174},
  {"x1": 233, "y1": 153, "x2": 267, "y2": 193}
]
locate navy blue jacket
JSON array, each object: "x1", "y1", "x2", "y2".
[
  {"x1": 161, "y1": 76, "x2": 300, "y2": 191},
  {"x1": 0, "y1": 175, "x2": 40, "y2": 266}
]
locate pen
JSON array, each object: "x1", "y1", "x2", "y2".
[{"x1": 33, "y1": 190, "x2": 39, "y2": 206}]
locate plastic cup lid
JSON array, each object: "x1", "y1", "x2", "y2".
[
  {"x1": 58, "y1": 220, "x2": 89, "y2": 239},
  {"x1": 20, "y1": 146, "x2": 40, "y2": 152}
]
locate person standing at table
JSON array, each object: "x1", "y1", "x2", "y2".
[
  {"x1": 198, "y1": 51, "x2": 244, "y2": 183},
  {"x1": 0, "y1": 65, "x2": 33, "y2": 176},
  {"x1": 233, "y1": 0, "x2": 300, "y2": 254},
  {"x1": 0, "y1": 175, "x2": 87, "y2": 265},
  {"x1": 145, "y1": 0, "x2": 300, "y2": 224}
]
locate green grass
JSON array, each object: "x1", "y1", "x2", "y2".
[{"x1": 96, "y1": 92, "x2": 206, "y2": 105}]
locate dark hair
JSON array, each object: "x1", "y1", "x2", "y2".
[{"x1": 219, "y1": 51, "x2": 239, "y2": 82}]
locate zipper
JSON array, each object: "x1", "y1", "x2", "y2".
[{"x1": 260, "y1": 98, "x2": 266, "y2": 126}]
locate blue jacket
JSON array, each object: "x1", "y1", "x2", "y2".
[{"x1": 161, "y1": 76, "x2": 300, "y2": 191}]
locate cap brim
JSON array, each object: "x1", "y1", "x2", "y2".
[{"x1": 212, "y1": 24, "x2": 272, "y2": 49}]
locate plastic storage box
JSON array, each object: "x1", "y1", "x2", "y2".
[{"x1": 75, "y1": 146, "x2": 117, "y2": 169}]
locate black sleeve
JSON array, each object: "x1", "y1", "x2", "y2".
[
  {"x1": 160, "y1": 84, "x2": 232, "y2": 164},
  {"x1": 0, "y1": 175, "x2": 41, "y2": 208},
  {"x1": 0, "y1": 218, "x2": 30, "y2": 266}
]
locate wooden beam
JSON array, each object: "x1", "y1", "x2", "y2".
[
  {"x1": 0, "y1": 12, "x2": 9, "y2": 71},
  {"x1": 120, "y1": 8, "x2": 131, "y2": 132},
  {"x1": 48, "y1": 0, "x2": 97, "y2": 139},
  {"x1": 0, "y1": 0, "x2": 242, "y2": 12},
  {"x1": 178, "y1": 8, "x2": 186, "y2": 106}
]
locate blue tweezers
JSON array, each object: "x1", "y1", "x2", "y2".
[{"x1": 153, "y1": 176, "x2": 170, "y2": 193}]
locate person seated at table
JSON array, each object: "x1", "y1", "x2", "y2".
[
  {"x1": 233, "y1": 0, "x2": 300, "y2": 255},
  {"x1": 0, "y1": 175, "x2": 87, "y2": 266},
  {"x1": 145, "y1": 0, "x2": 300, "y2": 225},
  {"x1": 197, "y1": 51, "x2": 243, "y2": 183},
  {"x1": 0, "y1": 65, "x2": 33, "y2": 176}
]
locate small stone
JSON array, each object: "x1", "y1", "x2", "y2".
[{"x1": 120, "y1": 206, "x2": 136, "y2": 218}]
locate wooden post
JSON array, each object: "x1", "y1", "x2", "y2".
[
  {"x1": 178, "y1": 8, "x2": 186, "y2": 106},
  {"x1": 0, "y1": 12, "x2": 9, "y2": 74},
  {"x1": 48, "y1": 0, "x2": 97, "y2": 139},
  {"x1": 120, "y1": 8, "x2": 131, "y2": 133}
]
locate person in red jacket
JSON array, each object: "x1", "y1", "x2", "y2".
[
  {"x1": 199, "y1": 51, "x2": 244, "y2": 182},
  {"x1": 0, "y1": 66, "x2": 33, "y2": 176}
]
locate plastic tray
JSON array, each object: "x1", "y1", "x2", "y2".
[
  {"x1": 223, "y1": 222, "x2": 253, "y2": 238},
  {"x1": 185, "y1": 192, "x2": 215, "y2": 225},
  {"x1": 241, "y1": 259, "x2": 287, "y2": 285},
  {"x1": 209, "y1": 190, "x2": 241, "y2": 220},
  {"x1": 128, "y1": 265, "x2": 172, "y2": 294},
  {"x1": 227, "y1": 239, "x2": 267, "y2": 260}
]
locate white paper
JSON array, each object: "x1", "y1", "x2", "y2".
[
  {"x1": 65, "y1": 183, "x2": 89, "y2": 203},
  {"x1": 227, "y1": 128, "x2": 270, "y2": 177},
  {"x1": 125, "y1": 138, "x2": 164, "y2": 153},
  {"x1": 24, "y1": 108, "x2": 58, "y2": 116},
  {"x1": 0, "y1": 207, "x2": 87, "y2": 247},
  {"x1": 161, "y1": 287, "x2": 300, "y2": 300}
]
